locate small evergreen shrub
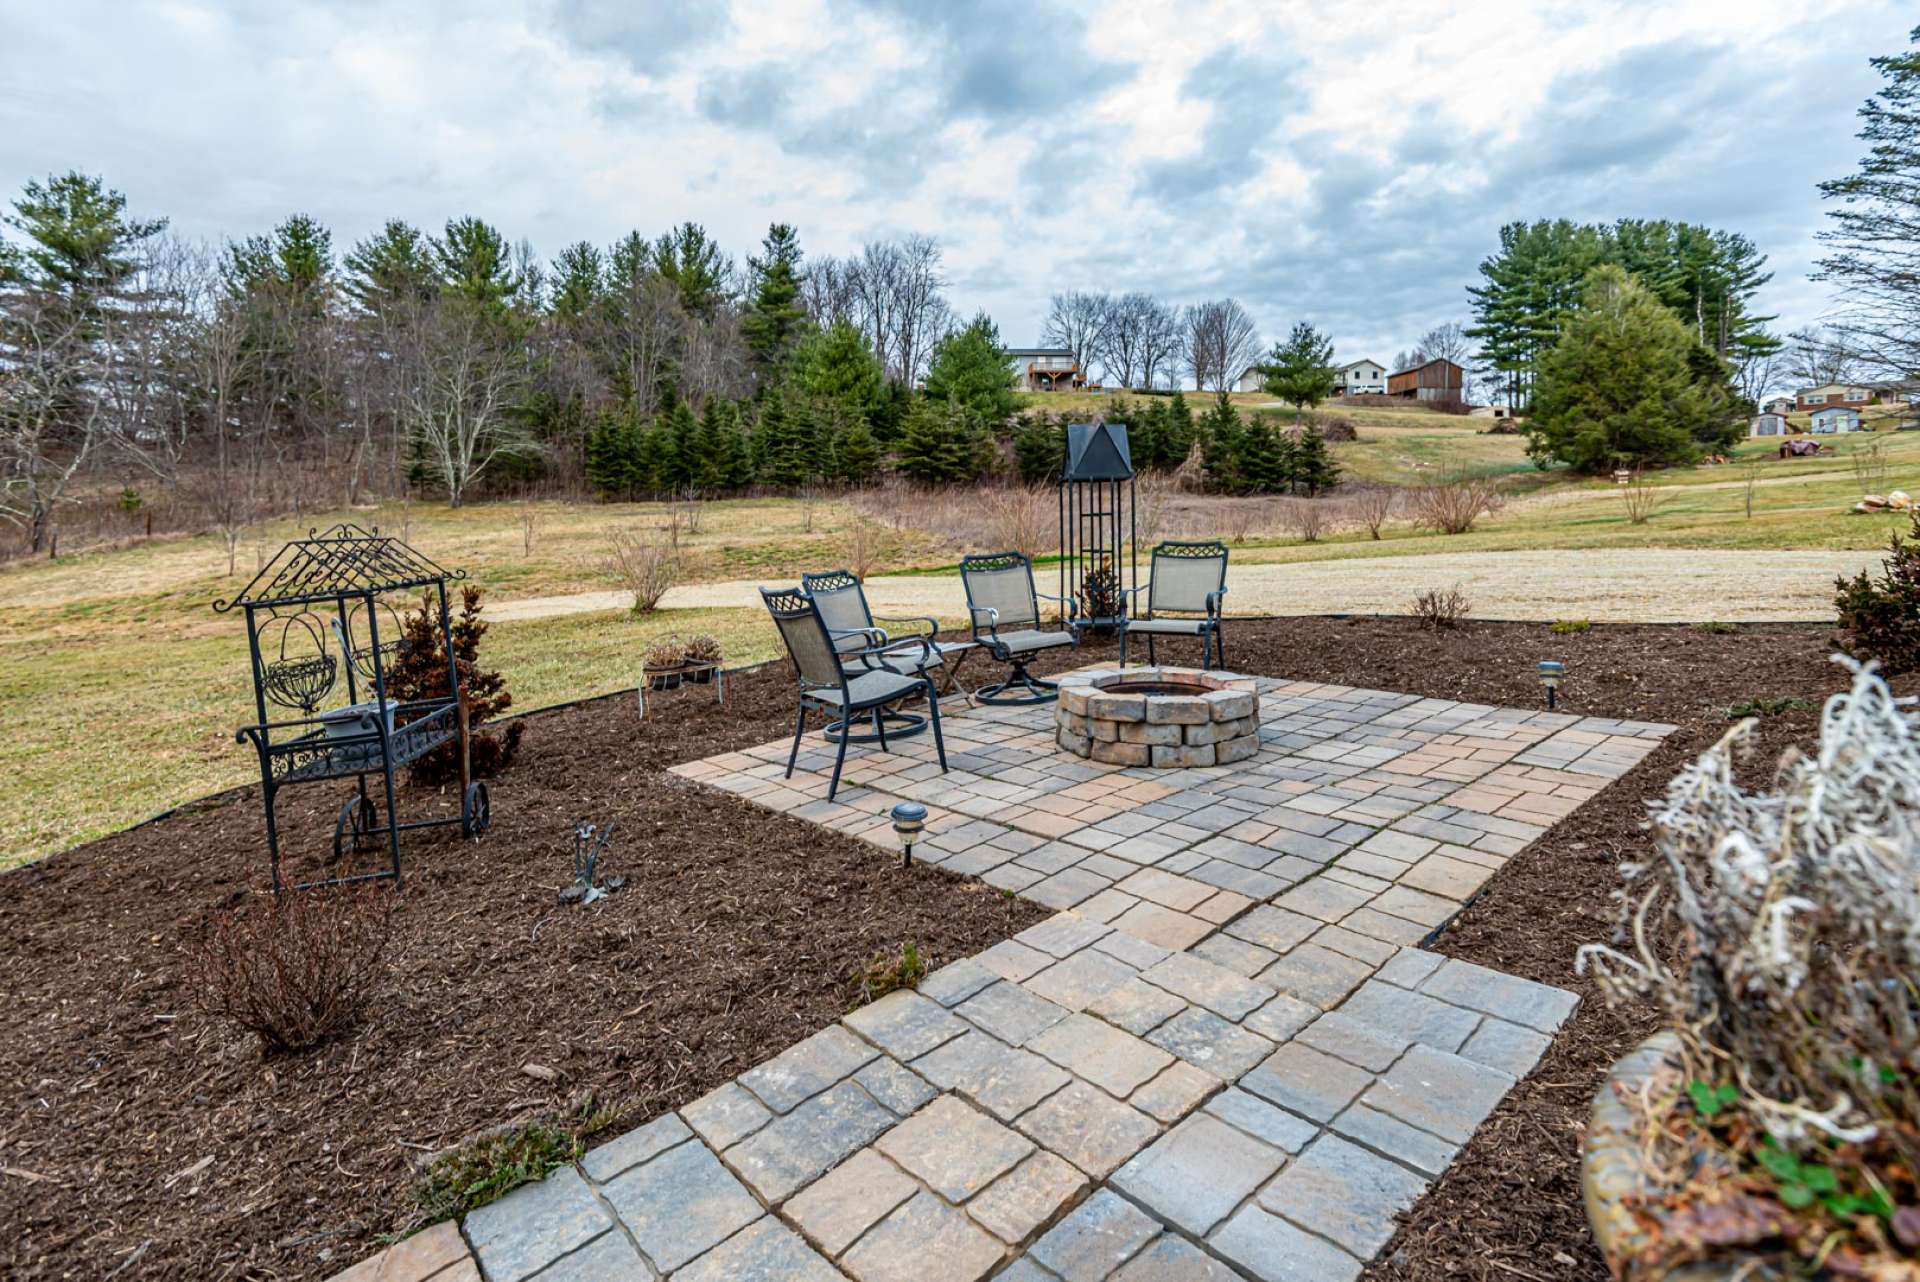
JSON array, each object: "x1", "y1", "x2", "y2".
[
  {"x1": 1835, "y1": 510, "x2": 1920, "y2": 674},
  {"x1": 387, "y1": 586, "x2": 524, "y2": 785}
]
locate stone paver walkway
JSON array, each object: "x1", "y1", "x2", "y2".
[{"x1": 334, "y1": 668, "x2": 1672, "y2": 1282}]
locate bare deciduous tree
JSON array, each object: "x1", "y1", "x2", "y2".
[
  {"x1": 1042, "y1": 290, "x2": 1109, "y2": 378},
  {"x1": 1183, "y1": 299, "x2": 1260, "y2": 392},
  {"x1": 1137, "y1": 298, "x2": 1184, "y2": 390},
  {"x1": 395, "y1": 300, "x2": 533, "y2": 508}
]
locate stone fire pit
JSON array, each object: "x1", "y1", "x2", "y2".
[{"x1": 1054, "y1": 667, "x2": 1260, "y2": 767}]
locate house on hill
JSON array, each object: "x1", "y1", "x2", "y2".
[
  {"x1": 1810, "y1": 405, "x2": 1866, "y2": 434},
  {"x1": 1388, "y1": 357, "x2": 1464, "y2": 403},
  {"x1": 1334, "y1": 359, "x2": 1387, "y2": 396},
  {"x1": 1796, "y1": 383, "x2": 1876, "y2": 411},
  {"x1": 1761, "y1": 396, "x2": 1795, "y2": 416},
  {"x1": 1007, "y1": 347, "x2": 1086, "y2": 392},
  {"x1": 1749, "y1": 412, "x2": 1791, "y2": 437},
  {"x1": 1233, "y1": 365, "x2": 1265, "y2": 393}
]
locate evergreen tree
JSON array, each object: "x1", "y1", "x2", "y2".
[
  {"x1": 434, "y1": 216, "x2": 520, "y2": 312},
  {"x1": 690, "y1": 397, "x2": 728, "y2": 492},
  {"x1": 897, "y1": 397, "x2": 991, "y2": 484},
  {"x1": 1236, "y1": 413, "x2": 1293, "y2": 493},
  {"x1": 1291, "y1": 423, "x2": 1341, "y2": 495},
  {"x1": 1528, "y1": 266, "x2": 1736, "y2": 473},
  {"x1": 585, "y1": 408, "x2": 644, "y2": 499},
  {"x1": 741, "y1": 223, "x2": 808, "y2": 377},
  {"x1": 794, "y1": 320, "x2": 883, "y2": 419},
  {"x1": 869, "y1": 379, "x2": 911, "y2": 444},
  {"x1": 1013, "y1": 417, "x2": 1066, "y2": 483},
  {"x1": 652, "y1": 221, "x2": 727, "y2": 316},
  {"x1": 924, "y1": 313, "x2": 1018, "y2": 428},
  {"x1": 2, "y1": 170, "x2": 166, "y2": 315},
  {"x1": 720, "y1": 407, "x2": 756, "y2": 490},
  {"x1": 835, "y1": 419, "x2": 882, "y2": 485},
  {"x1": 1261, "y1": 322, "x2": 1337, "y2": 418},
  {"x1": 755, "y1": 391, "x2": 815, "y2": 488},
  {"x1": 550, "y1": 241, "x2": 604, "y2": 321},
  {"x1": 1199, "y1": 392, "x2": 1244, "y2": 492},
  {"x1": 1163, "y1": 390, "x2": 1197, "y2": 466},
  {"x1": 343, "y1": 219, "x2": 437, "y2": 316}
]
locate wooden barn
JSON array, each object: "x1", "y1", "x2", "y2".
[{"x1": 1387, "y1": 357, "x2": 1464, "y2": 403}]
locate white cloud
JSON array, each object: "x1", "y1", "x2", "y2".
[{"x1": 0, "y1": 0, "x2": 1907, "y2": 361}]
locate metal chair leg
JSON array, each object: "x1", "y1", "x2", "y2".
[
  {"x1": 875, "y1": 706, "x2": 889, "y2": 752},
  {"x1": 926, "y1": 679, "x2": 949, "y2": 772},
  {"x1": 785, "y1": 703, "x2": 808, "y2": 778},
  {"x1": 827, "y1": 722, "x2": 851, "y2": 800},
  {"x1": 1216, "y1": 623, "x2": 1226, "y2": 670}
]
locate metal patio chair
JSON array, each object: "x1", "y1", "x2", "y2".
[
  {"x1": 761, "y1": 587, "x2": 948, "y2": 800},
  {"x1": 1120, "y1": 539, "x2": 1230, "y2": 669},
  {"x1": 959, "y1": 551, "x2": 1078, "y2": 705},
  {"x1": 800, "y1": 568, "x2": 979, "y2": 701}
]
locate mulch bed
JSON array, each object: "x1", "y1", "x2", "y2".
[{"x1": 1, "y1": 616, "x2": 1893, "y2": 1281}]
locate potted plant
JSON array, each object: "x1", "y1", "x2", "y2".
[
  {"x1": 1577, "y1": 659, "x2": 1920, "y2": 1280},
  {"x1": 643, "y1": 637, "x2": 685, "y2": 691},
  {"x1": 681, "y1": 633, "x2": 723, "y2": 684}
]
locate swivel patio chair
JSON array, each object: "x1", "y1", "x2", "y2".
[
  {"x1": 959, "y1": 551, "x2": 1078, "y2": 705},
  {"x1": 801, "y1": 568, "x2": 978, "y2": 700},
  {"x1": 1120, "y1": 539, "x2": 1230, "y2": 669},
  {"x1": 761, "y1": 586, "x2": 948, "y2": 800}
]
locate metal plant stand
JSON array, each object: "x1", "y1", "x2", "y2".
[
  {"x1": 214, "y1": 524, "x2": 494, "y2": 891},
  {"x1": 1058, "y1": 422, "x2": 1137, "y2": 640}
]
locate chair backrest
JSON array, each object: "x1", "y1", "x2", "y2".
[
  {"x1": 960, "y1": 551, "x2": 1040, "y2": 631},
  {"x1": 800, "y1": 569, "x2": 873, "y2": 655},
  {"x1": 1148, "y1": 540, "x2": 1228, "y2": 616},
  {"x1": 760, "y1": 587, "x2": 845, "y2": 690}
]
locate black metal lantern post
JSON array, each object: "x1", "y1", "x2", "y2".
[
  {"x1": 1057, "y1": 422, "x2": 1136, "y2": 637},
  {"x1": 214, "y1": 524, "x2": 494, "y2": 891}
]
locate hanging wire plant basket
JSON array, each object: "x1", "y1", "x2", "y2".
[{"x1": 259, "y1": 614, "x2": 339, "y2": 714}]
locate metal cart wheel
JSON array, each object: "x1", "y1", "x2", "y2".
[
  {"x1": 333, "y1": 795, "x2": 378, "y2": 860},
  {"x1": 462, "y1": 781, "x2": 491, "y2": 837}
]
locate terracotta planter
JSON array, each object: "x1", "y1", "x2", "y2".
[{"x1": 1584, "y1": 1032, "x2": 1754, "y2": 1282}]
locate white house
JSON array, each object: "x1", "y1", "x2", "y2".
[
  {"x1": 1233, "y1": 366, "x2": 1265, "y2": 393},
  {"x1": 1810, "y1": 406, "x2": 1866, "y2": 434},
  {"x1": 1006, "y1": 347, "x2": 1084, "y2": 392},
  {"x1": 1334, "y1": 359, "x2": 1387, "y2": 396},
  {"x1": 1761, "y1": 396, "x2": 1795, "y2": 416},
  {"x1": 1749, "y1": 412, "x2": 1791, "y2": 437}
]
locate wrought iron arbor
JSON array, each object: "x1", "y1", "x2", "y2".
[
  {"x1": 1057, "y1": 422, "x2": 1137, "y2": 636},
  {"x1": 214, "y1": 524, "x2": 492, "y2": 890}
]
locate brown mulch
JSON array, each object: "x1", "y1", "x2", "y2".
[{"x1": 0, "y1": 616, "x2": 1894, "y2": 1281}]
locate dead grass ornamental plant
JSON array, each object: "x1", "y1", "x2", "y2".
[
  {"x1": 1409, "y1": 582, "x2": 1471, "y2": 629},
  {"x1": 607, "y1": 528, "x2": 681, "y2": 615},
  {"x1": 1578, "y1": 659, "x2": 1920, "y2": 1277},
  {"x1": 1412, "y1": 472, "x2": 1504, "y2": 535},
  {"x1": 194, "y1": 887, "x2": 394, "y2": 1054},
  {"x1": 1620, "y1": 469, "x2": 1663, "y2": 525}
]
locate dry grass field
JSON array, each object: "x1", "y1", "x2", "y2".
[{"x1": 5, "y1": 404, "x2": 1918, "y2": 866}]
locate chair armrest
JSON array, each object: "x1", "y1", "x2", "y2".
[
  {"x1": 828, "y1": 625, "x2": 889, "y2": 646},
  {"x1": 1205, "y1": 587, "x2": 1228, "y2": 618},
  {"x1": 1034, "y1": 590, "x2": 1080, "y2": 621},
  {"x1": 872, "y1": 613, "x2": 938, "y2": 640},
  {"x1": 969, "y1": 605, "x2": 1000, "y2": 639}
]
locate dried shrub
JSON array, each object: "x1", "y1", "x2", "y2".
[
  {"x1": 1223, "y1": 500, "x2": 1259, "y2": 545},
  {"x1": 854, "y1": 940, "x2": 926, "y2": 1006},
  {"x1": 1578, "y1": 660, "x2": 1920, "y2": 1277},
  {"x1": 847, "y1": 517, "x2": 882, "y2": 581},
  {"x1": 1412, "y1": 474, "x2": 1504, "y2": 535},
  {"x1": 1620, "y1": 470, "x2": 1663, "y2": 525},
  {"x1": 1350, "y1": 487, "x2": 1396, "y2": 540},
  {"x1": 607, "y1": 529, "x2": 681, "y2": 615},
  {"x1": 1281, "y1": 499, "x2": 1329, "y2": 543},
  {"x1": 1836, "y1": 510, "x2": 1920, "y2": 675},
  {"x1": 682, "y1": 633, "x2": 723, "y2": 665},
  {"x1": 1307, "y1": 410, "x2": 1359, "y2": 442},
  {"x1": 194, "y1": 889, "x2": 393, "y2": 1054},
  {"x1": 642, "y1": 636, "x2": 683, "y2": 672},
  {"x1": 387, "y1": 585, "x2": 523, "y2": 785},
  {"x1": 1409, "y1": 583, "x2": 1470, "y2": 629},
  {"x1": 1134, "y1": 470, "x2": 1173, "y2": 549},
  {"x1": 982, "y1": 484, "x2": 1055, "y2": 561}
]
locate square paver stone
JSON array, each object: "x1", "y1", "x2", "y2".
[
  {"x1": 1417, "y1": 958, "x2": 1579, "y2": 1033},
  {"x1": 1029, "y1": 1013, "x2": 1176, "y2": 1097},
  {"x1": 1204, "y1": 1087, "x2": 1319, "y2": 1154},
  {"x1": 464, "y1": 1166, "x2": 612, "y2": 1282},
  {"x1": 722, "y1": 1079, "x2": 898, "y2": 1204},
  {"x1": 1114, "y1": 1234, "x2": 1248, "y2": 1281},
  {"x1": 1359, "y1": 1044, "x2": 1514, "y2": 1145},
  {"x1": 1017, "y1": 1080, "x2": 1164, "y2": 1178},
  {"x1": 673, "y1": 1215, "x2": 844, "y2": 1282},
  {"x1": 876, "y1": 1095, "x2": 1034, "y2": 1202},
  {"x1": 854, "y1": 1056, "x2": 939, "y2": 1117},
  {"x1": 600, "y1": 1139, "x2": 762, "y2": 1273},
  {"x1": 958, "y1": 981, "x2": 1073, "y2": 1046},
  {"x1": 912, "y1": 1030, "x2": 1071, "y2": 1121},
  {"x1": 1028, "y1": 1189, "x2": 1163, "y2": 1282},
  {"x1": 1334, "y1": 979, "x2": 1481, "y2": 1054},
  {"x1": 1086, "y1": 977, "x2": 1189, "y2": 1036},
  {"x1": 781, "y1": 1147, "x2": 920, "y2": 1257},
  {"x1": 844, "y1": 989, "x2": 971, "y2": 1060},
  {"x1": 1240, "y1": 1042, "x2": 1375, "y2": 1124},
  {"x1": 1140, "y1": 954, "x2": 1275, "y2": 1021},
  {"x1": 739, "y1": 1025, "x2": 877, "y2": 1114},
  {"x1": 1148, "y1": 1008, "x2": 1276, "y2": 1080},
  {"x1": 1211, "y1": 1204, "x2": 1361, "y2": 1282},
  {"x1": 840, "y1": 1190, "x2": 1007, "y2": 1282},
  {"x1": 516, "y1": 1229, "x2": 646, "y2": 1281},
  {"x1": 579, "y1": 1112, "x2": 691, "y2": 1183},
  {"x1": 1258, "y1": 1133, "x2": 1430, "y2": 1259},
  {"x1": 1257, "y1": 945, "x2": 1374, "y2": 1010},
  {"x1": 1113, "y1": 1113, "x2": 1288, "y2": 1236},
  {"x1": 1131, "y1": 1060, "x2": 1223, "y2": 1123},
  {"x1": 965, "y1": 1149, "x2": 1087, "y2": 1244},
  {"x1": 1025, "y1": 949, "x2": 1139, "y2": 1011},
  {"x1": 681, "y1": 1082, "x2": 772, "y2": 1151}
]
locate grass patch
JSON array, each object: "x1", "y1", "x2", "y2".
[
  {"x1": 855, "y1": 940, "x2": 927, "y2": 1006},
  {"x1": 1550, "y1": 619, "x2": 1592, "y2": 634},
  {"x1": 1726, "y1": 696, "x2": 1816, "y2": 719},
  {"x1": 413, "y1": 1101, "x2": 619, "y2": 1225}
]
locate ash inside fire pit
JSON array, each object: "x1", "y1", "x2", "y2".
[{"x1": 1054, "y1": 667, "x2": 1261, "y2": 768}]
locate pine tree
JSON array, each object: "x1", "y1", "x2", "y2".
[
  {"x1": 550, "y1": 241, "x2": 605, "y2": 321},
  {"x1": 691, "y1": 397, "x2": 728, "y2": 492},
  {"x1": 741, "y1": 223, "x2": 808, "y2": 377},
  {"x1": 835, "y1": 420, "x2": 882, "y2": 485},
  {"x1": 795, "y1": 321, "x2": 883, "y2": 421},
  {"x1": 1261, "y1": 323, "x2": 1336, "y2": 418},
  {"x1": 663, "y1": 396, "x2": 699, "y2": 492},
  {"x1": 1291, "y1": 423, "x2": 1341, "y2": 495},
  {"x1": 755, "y1": 391, "x2": 815, "y2": 488},
  {"x1": 651, "y1": 221, "x2": 727, "y2": 316},
  {"x1": 1199, "y1": 392, "x2": 1244, "y2": 492},
  {"x1": 1013, "y1": 417, "x2": 1065, "y2": 483},
  {"x1": 1528, "y1": 266, "x2": 1734, "y2": 473},
  {"x1": 897, "y1": 397, "x2": 989, "y2": 484},
  {"x1": 343, "y1": 219, "x2": 437, "y2": 317},
  {"x1": 433, "y1": 217, "x2": 519, "y2": 312},
  {"x1": 924, "y1": 314, "x2": 1017, "y2": 428},
  {"x1": 2, "y1": 171, "x2": 166, "y2": 315},
  {"x1": 1237, "y1": 414, "x2": 1292, "y2": 493},
  {"x1": 1163, "y1": 390, "x2": 1197, "y2": 464}
]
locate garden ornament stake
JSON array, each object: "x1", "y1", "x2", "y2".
[
  {"x1": 564, "y1": 819, "x2": 619, "y2": 905},
  {"x1": 1538, "y1": 660, "x2": 1565, "y2": 710},
  {"x1": 890, "y1": 802, "x2": 927, "y2": 868}
]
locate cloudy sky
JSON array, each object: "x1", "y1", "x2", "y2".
[{"x1": 1, "y1": 0, "x2": 1909, "y2": 366}]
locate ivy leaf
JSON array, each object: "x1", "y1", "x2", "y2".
[{"x1": 1688, "y1": 1079, "x2": 1734, "y2": 1118}]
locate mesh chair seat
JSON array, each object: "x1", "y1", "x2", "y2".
[
  {"x1": 806, "y1": 669, "x2": 925, "y2": 708},
  {"x1": 1125, "y1": 616, "x2": 1212, "y2": 636},
  {"x1": 992, "y1": 628, "x2": 1076, "y2": 655}
]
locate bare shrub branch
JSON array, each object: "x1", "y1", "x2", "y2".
[
  {"x1": 1412, "y1": 473, "x2": 1504, "y2": 535},
  {"x1": 607, "y1": 529, "x2": 681, "y2": 614},
  {"x1": 1409, "y1": 582, "x2": 1470, "y2": 629},
  {"x1": 193, "y1": 889, "x2": 393, "y2": 1053}
]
